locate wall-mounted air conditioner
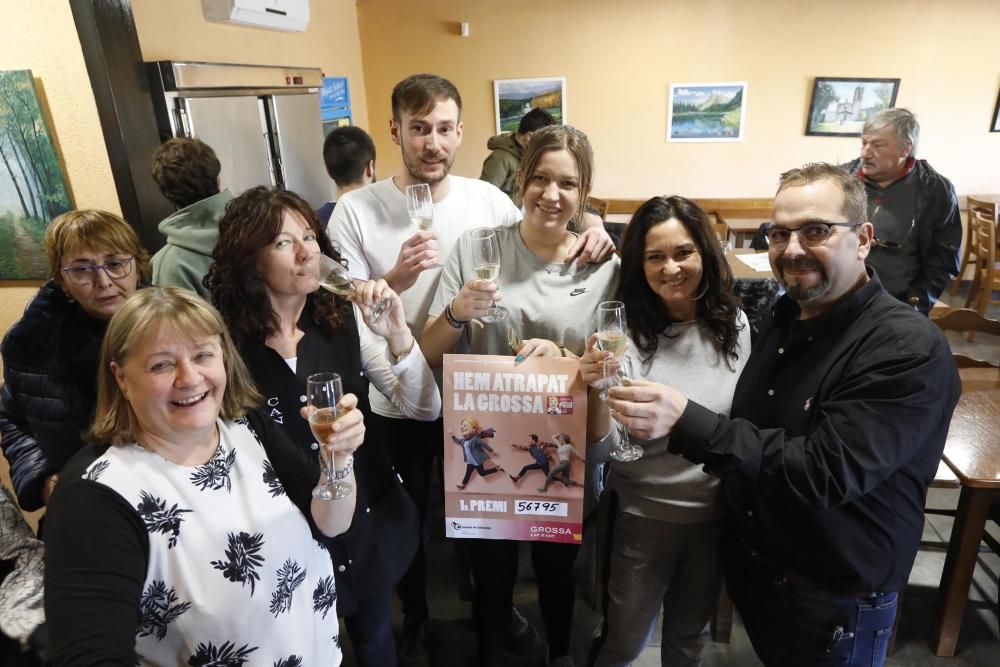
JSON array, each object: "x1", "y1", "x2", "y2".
[{"x1": 202, "y1": 0, "x2": 310, "y2": 32}]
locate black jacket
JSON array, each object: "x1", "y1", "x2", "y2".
[
  {"x1": 238, "y1": 298, "x2": 418, "y2": 616},
  {"x1": 0, "y1": 281, "x2": 107, "y2": 511},
  {"x1": 842, "y1": 158, "x2": 962, "y2": 313},
  {"x1": 669, "y1": 271, "x2": 960, "y2": 592}
]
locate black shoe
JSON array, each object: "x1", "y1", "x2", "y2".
[
  {"x1": 400, "y1": 615, "x2": 429, "y2": 665},
  {"x1": 506, "y1": 605, "x2": 541, "y2": 655}
]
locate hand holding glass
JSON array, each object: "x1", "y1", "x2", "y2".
[
  {"x1": 603, "y1": 356, "x2": 643, "y2": 462},
  {"x1": 597, "y1": 301, "x2": 627, "y2": 358},
  {"x1": 405, "y1": 183, "x2": 434, "y2": 231},
  {"x1": 314, "y1": 254, "x2": 389, "y2": 322},
  {"x1": 307, "y1": 373, "x2": 353, "y2": 500},
  {"x1": 470, "y1": 228, "x2": 507, "y2": 323}
]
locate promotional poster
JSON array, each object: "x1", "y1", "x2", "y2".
[{"x1": 443, "y1": 354, "x2": 587, "y2": 544}]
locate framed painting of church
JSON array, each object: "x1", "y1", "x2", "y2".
[{"x1": 805, "y1": 77, "x2": 900, "y2": 137}]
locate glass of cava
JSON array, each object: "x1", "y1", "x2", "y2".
[
  {"x1": 603, "y1": 356, "x2": 643, "y2": 462},
  {"x1": 405, "y1": 183, "x2": 434, "y2": 231},
  {"x1": 307, "y1": 372, "x2": 352, "y2": 499},
  {"x1": 597, "y1": 301, "x2": 627, "y2": 358},
  {"x1": 470, "y1": 227, "x2": 507, "y2": 323},
  {"x1": 314, "y1": 253, "x2": 389, "y2": 323}
]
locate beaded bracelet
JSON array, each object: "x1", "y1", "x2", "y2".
[
  {"x1": 334, "y1": 454, "x2": 355, "y2": 481},
  {"x1": 445, "y1": 300, "x2": 469, "y2": 329}
]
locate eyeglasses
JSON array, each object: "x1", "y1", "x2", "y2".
[
  {"x1": 765, "y1": 222, "x2": 859, "y2": 250},
  {"x1": 61, "y1": 256, "x2": 134, "y2": 285}
]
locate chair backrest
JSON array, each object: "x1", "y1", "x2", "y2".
[
  {"x1": 586, "y1": 196, "x2": 609, "y2": 222},
  {"x1": 933, "y1": 308, "x2": 1000, "y2": 368},
  {"x1": 968, "y1": 197, "x2": 997, "y2": 272},
  {"x1": 711, "y1": 218, "x2": 730, "y2": 243}
]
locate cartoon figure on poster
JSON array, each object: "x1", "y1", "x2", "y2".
[
  {"x1": 537, "y1": 432, "x2": 583, "y2": 493},
  {"x1": 451, "y1": 418, "x2": 505, "y2": 489}
]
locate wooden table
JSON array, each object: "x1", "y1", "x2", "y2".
[
  {"x1": 716, "y1": 214, "x2": 770, "y2": 247},
  {"x1": 929, "y1": 367, "x2": 1000, "y2": 656},
  {"x1": 727, "y1": 248, "x2": 773, "y2": 280}
]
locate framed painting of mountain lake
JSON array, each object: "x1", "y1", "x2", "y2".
[
  {"x1": 494, "y1": 77, "x2": 566, "y2": 134},
  {"x1": 667, "y1": 82, "x2": 746, "y2": 142},
  {"x1": 0, "y1": 69, "x2": 72, "y2": 280},
  {"x1": 805, "y1": 77, "x2": 900, "y2": 137}
]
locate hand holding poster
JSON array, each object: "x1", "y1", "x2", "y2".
[{"x1": 443, "y1": 354, "x2": 587, "y2": 544}]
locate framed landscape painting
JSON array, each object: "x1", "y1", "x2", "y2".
[
  {"x1": 494, "y1": 77, "x2": 566, "y2": 134},
  {"x1": 0, "y1": 69, "x2": 72, "y2": 280},
  {"x1": 806, "y1": 77, "x2": 900, "y2": 137},
  {"x1": 667, "y1": 82, "x2": 747, "y2": 142}
]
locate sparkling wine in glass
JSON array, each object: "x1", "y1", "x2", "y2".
[
  {"x1": 470, "y1": 227, "x2": 508, "y2": 323},
  {"x1": 603, "y1": 356, "x2": 643, "y2": 462},
  {"x1": 314, "y1": 253, "x2": 389, "y2": 323},
  {"x1": 405, "y1": 183, "x2": 434, "y2": 231},
  {"x1": 307, "y1": 372, "x2": 352, "y2": 500},
  {"x1": 597, "y1": 301, "x2": 628, "y2": 358}
]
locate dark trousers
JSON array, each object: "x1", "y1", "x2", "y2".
[
  {"x1": 724, "y1": 537, "x2": 898, "y2": 666},
  {"x1": 343, "y1": 588, "x2": 396, "y2": 666},
  {"x1": 462, "y1": 462, "x2": 500, "y2": 486},
  {"x1": 516, "y1": 462, "x2": 550, "y2": 479},
  {"x1": 369, "y1": 413, "x2": 442, "y2": 620},
  {"x1": 466, "y1": 539, "x2": 579, "y2": 666}
]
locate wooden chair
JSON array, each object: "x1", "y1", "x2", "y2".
[
  {"x1": 951, "y1": 202, "x2": 979, "y2": 294},
  {"x1": 585, "y1": 196, "x2": 609, "y2": 222},
  {"x1": 933, "y1": 308, "x2": 1000, "y2": 366},
  {"x1": 964, "y1": 198, "x2": 999, "y2": 327}
]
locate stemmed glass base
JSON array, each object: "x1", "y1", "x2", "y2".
[
  {"x1": 609, "y1": 427, "x2": 644, "y2": 462},
  {"x1": 481, "y1": 304, "x2": 508, "y2": 323},
  {"x1": 312, "y1": 446, "x2": 353, "y2": 500}
]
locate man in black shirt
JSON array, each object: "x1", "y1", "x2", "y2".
[
  {"x1": 605, "y1": 163, "x2": 960, "y2": 666},
  {"x1": 840, "y1": 108, "x2": 962, "y2": 315}
]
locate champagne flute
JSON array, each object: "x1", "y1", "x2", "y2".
[
  {"x1": 597, "y1": 301, "x2": 627, "y2": 358},
  {"x1": 603, "y1": 356, "x2": 643, "y2": 462},
  {"x1": 405, "y1": 183, "x2": 434, "y2": 231},
  {"x1": 314, "y1": 253, "x2": 390, "y2": 323},
  {"x1": 307, "y1": 372, "x2": 353, "y2": 500},
  {"x1": 470, "y1": 227, "x2": 508, "y2": 323}
]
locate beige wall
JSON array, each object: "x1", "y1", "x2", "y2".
[
  {"x1": 0, "y1": 0, "x2": 120, "y2": 368},
  {"x1": 133, "y1": 0, "x2": 370, "y2": 130},
  {"x1": 357, "y1": 0, "x2": 1000, "y2": 199}
]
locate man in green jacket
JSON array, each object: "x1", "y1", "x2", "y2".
[
  {"x1": 480, "y1": 107, "x2": 555, "y2": 204},
  {"x1": 150, "y1": 137, "x2": 232, "y2": 298}
]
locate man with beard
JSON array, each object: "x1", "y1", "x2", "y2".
[
  {"x1": 328, "y1": 73, "x2": 614, "y2": 662},
  {"x1": 600, "y1": 163, "x2": 960, "y2": 666},
  {"x1": 840, "y1": 108, "x2": 961, "y2": 315}
]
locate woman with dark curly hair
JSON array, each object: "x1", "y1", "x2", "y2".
[
  {"x1": 580, "y1": 196, "x2": 751, "y2": 666},
  {"x1": 207, "y1": 186, "x2": 440, "y2": 666}
]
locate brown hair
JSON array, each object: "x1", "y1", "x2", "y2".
[
  {"x1": 44, "y1": 209, "x2": 150, "y2": 285},
  {"x1": 776, "y1": 162, "x2": 868, "y2": 224},
  {"x1": 152, "y1": 137, "x2": 221, "y2": 209},
  {"x1": 517, "y1": 125, "x2": 594, "y2": 229},
  {"x1": 391, "y1": 74, "x2": 462, "y2": 122},
  {"x1": 89, "y1": 288, "x2": 260, "y2": 446},
  {"x1": 206, "y1": 186, "x2": 348, "y2": 349}
]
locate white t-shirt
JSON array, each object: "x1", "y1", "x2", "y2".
[{"x1": 328, "y1": 176, "x2": 520, "y2": 418}]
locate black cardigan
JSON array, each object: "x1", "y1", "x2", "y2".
[{"x1": 238, "y1": 299, "x2": 418, "y2": 616}]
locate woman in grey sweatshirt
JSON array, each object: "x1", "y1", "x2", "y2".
[{"x1": 582, "y1": 196, "x2": 751, "y2": 667}]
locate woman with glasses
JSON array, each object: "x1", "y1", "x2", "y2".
[
  {"x1": 0, "y1": 210, "x2": 147, "y2": 512},
  {"x1": 579, "y1": 196, "x2": 750, "y2": 666},
  {"x1": 207, "y1": 186, "x2": 440, "y2": 666}
]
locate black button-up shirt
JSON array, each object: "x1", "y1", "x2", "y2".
[{"x1": 669, "y1": 270, "x2": 960, "y2": 592}]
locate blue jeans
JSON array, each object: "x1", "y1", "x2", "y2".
[{"x1": 725, "y1": 544, "x2": 898, "y2": 666}]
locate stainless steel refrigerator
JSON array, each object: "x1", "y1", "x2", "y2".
[{"x1": 146, "y1": 60, "x2": 331, "y2": 208}]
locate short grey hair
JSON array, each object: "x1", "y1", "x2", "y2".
[
  {"x1": 863, "y1": 108, "x2": 919, "y2": 157},
  {"x1": 776, "y1": 163, "x2": 868, "y2": 225}
]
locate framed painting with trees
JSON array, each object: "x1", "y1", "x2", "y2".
[
  {"x1": 493, "y1": 77, "x2": 566, "y2": 134},
  {"x1": 0, "y1": 69, "x2": 72, "y2": 280},
  {"x1": 806, "y1": 77, "x2": 900, "y2": 137}
]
